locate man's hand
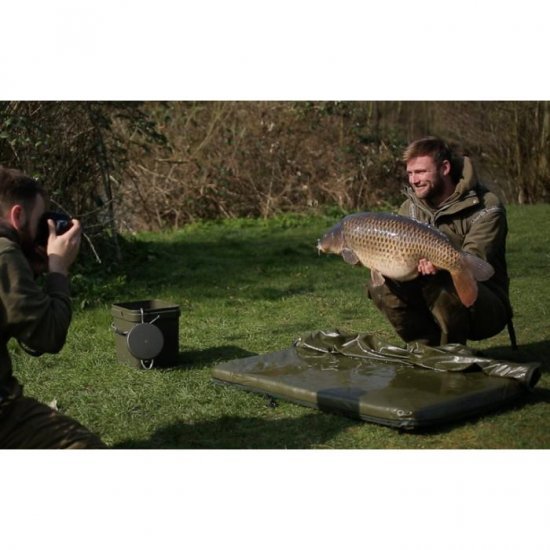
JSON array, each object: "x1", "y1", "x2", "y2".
[
  {"x1": 418, "y1": 258, "x2": 438, "y2": 276},
  {"x1": 47, "y1": 218, "x2": 82, "y2": 276}
]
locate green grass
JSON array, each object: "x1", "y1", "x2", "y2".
[{"x1": 12, "y1": 205, "x2": 550, "y2": 448}]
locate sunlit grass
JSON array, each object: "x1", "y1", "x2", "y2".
[{"x1": 13, "y1": 205, "x2": 550, "y2": 448}]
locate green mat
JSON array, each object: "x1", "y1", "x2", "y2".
[{"x1": 212, "y1": 330, "x2": 541, "y2": 429}]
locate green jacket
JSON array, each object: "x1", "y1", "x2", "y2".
[
  {"x1": 0, "y1": 224, "x2": 72, "y2": 396},
  {"x1": 399, "y1": 156, "x2": 512, "y2": 317}
]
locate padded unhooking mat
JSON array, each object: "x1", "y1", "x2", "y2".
[{"x1": 212, "y1": 330, "x2": 541, "y2": 430}]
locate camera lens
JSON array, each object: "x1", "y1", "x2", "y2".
[{"x1": 35, "y1": 211, "x2": 73, "y2": 247}]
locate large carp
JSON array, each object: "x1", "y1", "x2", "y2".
[{"x1": 317, "y1": 212, "x2": 494, "y2": 307}]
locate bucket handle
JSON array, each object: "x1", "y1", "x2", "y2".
[
  {"x1": 111, "y1": 322, "x2": 128, "y2": 337},
  {"x1": 111, "y1": 308, "x2": 161, "y2": 336},
  {"x1": 140, "y1": 358, "x2": 155, "y2": 370}
]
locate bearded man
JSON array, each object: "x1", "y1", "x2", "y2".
[
  {"x1": 367, "y1": 136, "x2": 514, "y2": 347},
  {"x1": 0, "y1": 166, "x2": 106, "y2": 448}
]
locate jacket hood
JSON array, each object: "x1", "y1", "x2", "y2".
[{"x1": 446, "y1": 156, "x2": 478, "y2": 201}]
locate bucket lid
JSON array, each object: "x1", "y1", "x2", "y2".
[{"x1": 126, "y1": 323, "x2": 164, "y2": 360}]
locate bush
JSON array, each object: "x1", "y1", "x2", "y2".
[
  {"x1": 0, "y1": 101, "x2": 167, "y2": 260},
  {"x1": 117, "y1": 102, "x2": 408, "y2": 231}
]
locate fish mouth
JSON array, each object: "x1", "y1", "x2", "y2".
[{"x1": 316, "y1": 239, "x2": 326, "y2": 254}]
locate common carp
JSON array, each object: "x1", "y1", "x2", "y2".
[{"x1": 317, "y1": 212, "x2": 494, "y2": 307}]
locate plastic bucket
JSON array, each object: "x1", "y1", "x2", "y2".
[{"x1": 111, "y1": 299, "x2": 180, "y2": 369}]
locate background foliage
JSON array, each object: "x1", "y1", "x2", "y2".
[
  {"x1": 2, "y1": 101, "x2": 550, "y2": 255},
  {"x1": 0, "y1": 101, "x2": 167, "y2": 260}
]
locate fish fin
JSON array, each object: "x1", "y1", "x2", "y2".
[
  {"x1": 370, "y1": 269, "x2": 385, "y2": 287},
  {"x1": 342, "y1": 248, "x2": 360, "y2": 265},
  {"x1": 462, "y1": 252, "x2": 494, "y2": 281},
  {"x1": 450, "y1": 268, "x2": 478, "y2": 307}
]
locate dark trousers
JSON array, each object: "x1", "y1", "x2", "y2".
[
  {"x1": 0, "y1": 395, "x2": 106, "y2": 449},
  {"x1": 367, "y1": 272, "x2": 510, "y2": 346}
]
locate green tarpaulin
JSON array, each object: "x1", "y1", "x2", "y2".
[{"x1": 212, "y1": 329, "x2": 541, "y2": 429}]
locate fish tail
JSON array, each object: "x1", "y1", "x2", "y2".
[
  {"x1": 450, "y1": 253, "x2": 493, "y2": 307},
  {"x1": 462, "y1": 252, "x2": 494, "y2": 281},
  {"x1": 450, "y1": 268, "x2": 479, "y2": 308}
]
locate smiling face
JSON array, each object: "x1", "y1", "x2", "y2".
[{"x1": 406, "y1": 154, "x2": 453, "y2": 207}]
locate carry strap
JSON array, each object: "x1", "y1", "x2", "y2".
[{"x1": 507, "y1": 319, "x2": 518, "y2": 351}]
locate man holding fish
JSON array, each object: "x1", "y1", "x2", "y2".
[{"x1": 318, "y1": 136, "x2": 514, "y2": 347}]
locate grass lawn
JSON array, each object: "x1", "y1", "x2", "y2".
[{"x1": 12, "y1": 204, "x2": 550, "y2": 448}]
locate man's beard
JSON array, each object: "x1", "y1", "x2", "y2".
[
  {"x1": 19, "y1": 221, "x2": 37, "y2": 258},
  {"x1": 425, "y1": 172, "x2": 446, "y2": 204},
  {"x1": 20, "y1": 220, "x2": 48, "y2": 277}
]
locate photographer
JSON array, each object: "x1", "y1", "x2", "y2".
[{"x1": 0, "y1": 166, "x2": 106, "y2": 448}]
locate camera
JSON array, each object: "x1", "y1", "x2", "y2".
[{"x1": 35, "y1": 211, "x2": 73, "y2": 247}]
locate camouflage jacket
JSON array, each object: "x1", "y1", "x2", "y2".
[
  {"x1": 399, "y1": 156, "x2": 512, "y2": 317},
  {"x1": 0, "y1": 223, "x2": 72, "y2": 396}
]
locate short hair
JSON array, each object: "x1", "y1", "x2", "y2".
[
  {"x1": 0, "y1": 165, "x2": 47, "y2": 217},
  {"x1": 403, "y1": 136, "x2": 464, "y2": 183}
]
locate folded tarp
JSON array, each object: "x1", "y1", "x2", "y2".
[{"x1": 212, "y1": 329, "x2": 541, "y2": 430}]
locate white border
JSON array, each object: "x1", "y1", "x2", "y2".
[{"x1": 1, "y1": 1, "x2": 549, "y2": 99}]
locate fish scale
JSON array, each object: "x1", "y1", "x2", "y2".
[
  {"x1": 317, "y1": 211, "x2": 495, "y2": 307},
  {"x1": 343, "y1": 213, "x2": 462, "y2": 279}
]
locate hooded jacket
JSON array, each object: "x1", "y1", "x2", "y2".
[
  {"x1": 398, "y1": 156, "x2": 512, "y2": 318},
  {"x1": 0, "y1": 222, "x2": 72, "y2": 397}
]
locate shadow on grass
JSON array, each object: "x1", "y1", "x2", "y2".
[
  {"x1": 117, "y1": 224, "x2": 332, "y2": 300},
  {"x1": 112, "y1": 388, "x2": 549, "y2": 448},
  {"x1": 156, "y1": 346, "x2": 255, "y2": 371},
  {"x1": 405, "y1": 364, "x2": 550, "y2": 438},
  {"x1": 528, "y1": 387, "x2": 550, "y2": 404},
  {"x1": 320, "y1": 384, "x2": 545, "y2": 438},
  {"x1": 114, "y1": 411, "x2": 353, "y2": 449},
  {"x1": 481, "y1": 339, "x2": 550, "y2": 372},
  {"x1": 403, "y1": 391, "x2": 541, "y2": 437}
]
